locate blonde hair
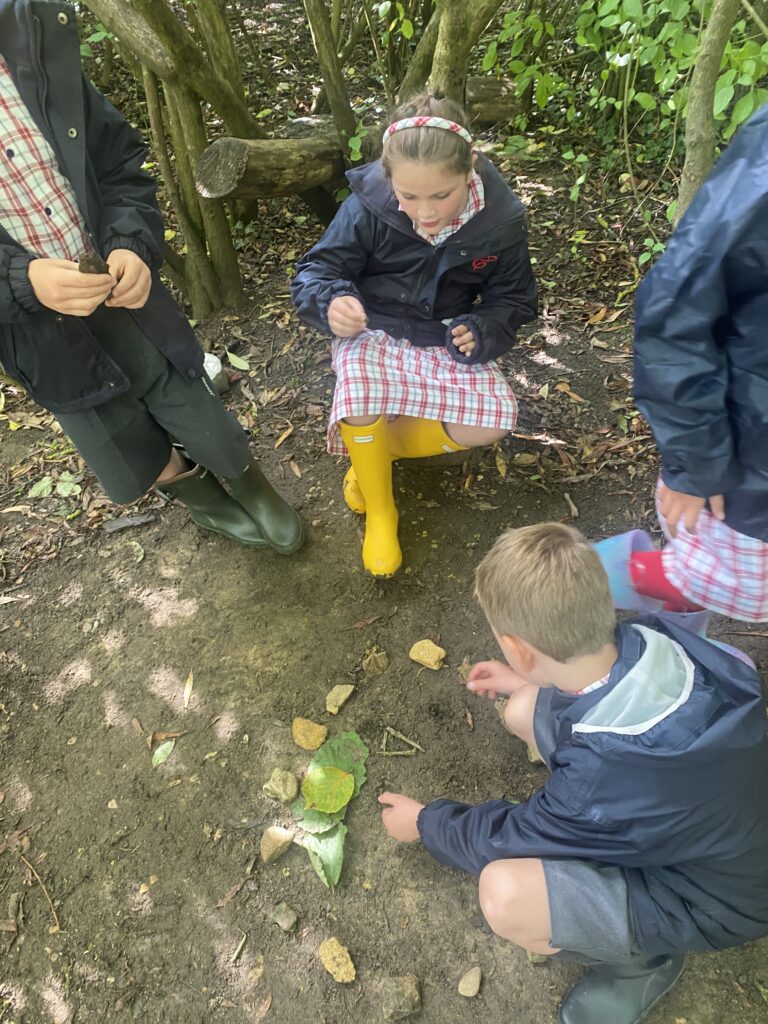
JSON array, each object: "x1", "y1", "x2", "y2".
[
  {"x1": 381, "y1": 92, "x2": 473, "y2": 176},
  {"x1": 475, "y1": 523, "x2": 616, "y2": 662}
]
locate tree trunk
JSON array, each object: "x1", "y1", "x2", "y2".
[
  {"x1": 424, "y1": 0, "x2": 504, "y2": 104},
  {"x1": 303, "y1": 0, "x2": 357, "y2": 142},
  {"x1": 397, "y1": 8, "x2": 440, "y2": 99},
  {"x1": 196, "y1": 135, "x2": 346, "y2": 199},
  {"x1": 195, "y1": 0, "x2": 244, "y2": 95},
  {"x1": 677, "y1": 0, "x2": 741, "y2": 220},
  {"x1": 466, "y1": 77, "x2": 520, "y2": 125}
]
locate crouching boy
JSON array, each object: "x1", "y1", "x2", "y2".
[{"x1": 379, "y1": 523, "x2": 768, "y2": 1024}]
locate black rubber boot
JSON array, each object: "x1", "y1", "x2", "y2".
[
  {"x1": 559, "y1": 954, "x2": 685, "y2": 1024},
  {"x1": 157, "y1": 464, "x2": 267, "y2": 547},
  {"x1": 224, "y1": 457, "x2": 304, "y2": 555}
]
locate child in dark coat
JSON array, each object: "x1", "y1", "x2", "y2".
[
  {"x1": 0, "y1": 0, "x2": 302, "y2": 554},
  {"x1": 380, "y1": 523, "x2": 768, "y2": 1024},
  {"x1": 292, "y1": 92, "x2": 537, "y2": 577}
]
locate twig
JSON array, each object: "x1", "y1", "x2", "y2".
[
  {"x1": 384, "y1": 726, "x2": 424, "y2": 752},
  {"x1": 231, "y1": 930, "x2": 248, "y2": 963},
  {"x1": 742, "y1": 0, "x2": 768, "y2": 40},
  {"x1": 18, "y1": 853, "x2": 60, "y2": 933}
]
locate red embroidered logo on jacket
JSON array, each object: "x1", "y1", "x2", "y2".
[{"x1": 472, "y1": 255, "x2": 498, "y2": 270}]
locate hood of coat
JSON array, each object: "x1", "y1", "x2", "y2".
[{"x1": 345, "y1": 153, "x2": 526, "y2": 244}]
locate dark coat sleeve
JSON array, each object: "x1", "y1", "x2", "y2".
[
  {"x1": 83, "y1": 78, "x2": 164, "y2": 270},
  {"x1": 417, "y1": 753, "x2": 641, "y2": 876},
  {"x1": 0, "y1": 245, "x2": 43, "y2": 322},
  {"x1": 291, "y1": 195, "x2": 371, "y2": 333},
  {"x1": 446, "y1": 218, "x2": 538, "y2": 365}
]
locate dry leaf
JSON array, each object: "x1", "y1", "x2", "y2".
[
  {"x1": 146, "y1": 730, "x2": 183, "y2": 750},
  {"x1": 274, "y1": 423, "x2": 294, "y2": 449},
  {"x1": 182, "y1": 671, "x2": 194, "y2": 710},
  {"x1": 465, "y1": 709, "x2": 474, "y2": 730},
  {"x1": 538, "y1": 382, "x2": 549, "y2": 399},
  {"x1": 555, "y1": 382, "x2": 586, "y2": 403},
  {"x1": 215, "y1": 876, "x2": 249, "y2": 908},
  {"x1": 495, "y1": 451, "x2": 507, "y2": 478},
  {"x1": 587, "y1": 306, "x2": 607, "y2": 324},
  {"x1": 289, "y1": 460, "x2": 302, "y2": 478},
  {"x1": 254, "y1": 994, "x2": 273, "y2": 1022},
  {"x1": 457, "y1": 657, "x2": 472, "y2": 683}
]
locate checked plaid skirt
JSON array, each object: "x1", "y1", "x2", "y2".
[
  {"x1": 657, "y1": 481, "x2": 768, "y2": 622},
  {"x1": 327, "y1": 330, "x2": 518, "y2": 456}
]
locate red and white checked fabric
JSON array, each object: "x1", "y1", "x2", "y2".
[
  {"x1": 384, "y1": 116, "x2": 474, "y2": 147},
  {"x1": 327, "y1": 330, "x2": 517, "y2": 455},
  {"x1": 656, "y1": 481, "x2": 768, "y2": 622},
  {"x1": 401, "y1": 170, "x2": 485, "y2": 247},
  {"x1": 0, "y1": 56, "x2": 90, "y2": 260}
]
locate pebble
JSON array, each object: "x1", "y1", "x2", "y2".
[
  {"x1": 318, "y1": 937, "x2": 356, "y2": 983},
  {"x1": 262, "y1": 768, "x2": 299, "y2": 802},
  {"x1": 291, "y1": 717, "x2": 328, "y2": 751},
  {"x1": 362, "y1": 646, "x2": 389, "y2": 676},
  {"x1": 325, "y1": 684, "x2": 355, "y2": 715},
  {"x1": 259, "y1": 826, "x2": 294, "y2": 864},
  {"x1": 458, "y1": 966, "x2": 482, "y2": 998},
  {"x1": 379, "y1": 974, "x2": 421, "y2": 1020},
  {"x1": 408, "y1": 639, "x2": 446, "y2": 670},
  {"x1": 271, "y1": 902, "x2": 298, "y2": 932}
]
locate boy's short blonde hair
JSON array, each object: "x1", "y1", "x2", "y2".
[{"x1": 475, "y1": 523, "x2": 616, "y2": 662}]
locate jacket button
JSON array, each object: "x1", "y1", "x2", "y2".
[
  {"x1": 68, "y1": 127, "x2": 78, "y2": 138},
  {"x1": 57, "y1": 12, "x2": 68, "y2": 24},
  {"x1": 187, "y1": 368, "x2": 196, "y2": 379},
  {"x1": 399, "y1": 292, "x2": 407, "y2": 300},
  {"x1": 460, "y1": 249, "x2": 467, "y2": 256},
  {"x1": 55, "y1": 314, "x2": 64, "y2": 322}
]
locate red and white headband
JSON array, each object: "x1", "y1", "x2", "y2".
[{"x1": 384, "y1": 115, "x2": 473, "y2": 147}]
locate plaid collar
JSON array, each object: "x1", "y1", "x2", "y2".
[
  {"x1": 402, "y1": 170, "x2": 485, "y2": 247},
  {"x1": 574, "y1": 672, "x2": 611, "y2": 696}
]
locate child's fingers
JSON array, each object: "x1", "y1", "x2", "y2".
[
  {"x1": 709, "y1": 494, "x2": 725, "y2": 520},
  {"x1": 378, "y1": 792, "x2": 398, "y2": 806}
]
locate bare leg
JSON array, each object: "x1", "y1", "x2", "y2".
[
  {"x1": 479, "y1": 857, "x2": 559, "y2": 955},
  {"x1": 503, "y1": 684, "x2": 543, "y2": 761},
  {"x1": 444, "y1": 423, "x2": 508, "y2": 447},
  {"x1": 154, "y1": 446, "x2": 187, "y2": 485},
  {"x1": 344, "y1": 415, "x2": 380, "y2": 426}
]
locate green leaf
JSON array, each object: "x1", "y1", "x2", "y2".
[
  {"x1": 309, "y1": 731, "x2": 369, "y2": 797},
  {"x1": 378, "y1": 0, "x2": 391, "y2": 16},
  {"x1": 621, "y1": 0, "x2": 643, "y2": 19},
  {"x1": 226, "y1": 349, "x2": 250, "y2": 370},
  {"x1": 152, "y1": 738, "x2": 176, "y2": 768},
  {"x1": 299, "y1": 824, "x2": 347, "y2": 887},
  {"x1": 301, "y1": 764, "x2": 355, "y2": 814},
  {"x1": 28, "y1": 475, "x2": 53, "y2": 498},
  {"x1": 713, "y1": 82, "x2": 734, "y2": 117},
  {"x1": 729, "y1": 91, "x2": 757, "y2": 130},
  {"x1": 256, "y1": 108, "x2": 273, "y2": 119},
  {"x1": 634, "y1": 92, "x2": 656, "y2": 110},
  {"x1": 482, "y1": 41, "x2": 498, "y2": 72},
  {"x1": 55, "y1": 471, "x2": 81, "y2": 498},
  {"x1": 291, "y1": 798, "x2": 346, "y2": 834},
  {"x1": 400, "y1": 18, "x2": 413, "y2": 40}
]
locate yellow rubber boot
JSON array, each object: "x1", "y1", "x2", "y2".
[
  {"x1": 388, "y1": 416, "x2": 468, "y2": 459},
  {"x1": 342, "y1": 465, "x2": 368, "y2": 515},
  {"x1": 339, "y1": 417, "x2": 402, "y2": 577}
]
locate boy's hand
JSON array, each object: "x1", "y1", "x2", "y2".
[
  {"x1": 467, "y1": 659, "x2": 529, "y2": 700},
  {"x1": 659, "y1": 482, "x2": 725, "y2": 537},
  {"x1": 28, "y1": 258, "x2": 114, "y2": 316},
  {"x1": 451, "y1": 324, "x2": 476, "y2": 356},
  {"x1": 378, "y1": 792, "x2": 424, "y2": 842},
  {"x1": 328, "y1": 295, "x2": 367, "y2": 337},
  {"x1": 104, "y1": 249, "x2": 151, "y2": 309}
]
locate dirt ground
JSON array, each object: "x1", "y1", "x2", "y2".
[{"x1": 2, "y1": 217, "x2": 768, "y2": 1022}]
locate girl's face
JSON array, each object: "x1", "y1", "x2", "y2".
[{"x1": 390, "y1": 161, "x2": 473, "y2": 235}]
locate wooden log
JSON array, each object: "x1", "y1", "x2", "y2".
[
  {"x1": 195, "y1": 134, "x2": 345, "y2": 199},
  {"x1": 466, "y1": 77, "x2": 520, "y2": 125}
]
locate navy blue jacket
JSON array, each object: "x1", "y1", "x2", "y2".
[
  {"x1": 634, "y1": 105, "x2": 768, "y2": 541},
  {"x1": 0, "y1": 0, "x2": 202, "y2": 414},
  {"x1": 291, "y1": 156, "x2": 538, "y2": 365},
  {"x1": 418, "y1": 617, "x2": 768, "y2": 955}
]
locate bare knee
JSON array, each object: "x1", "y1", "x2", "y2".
[
  {"x1": 444, "y1": 424, "x2": 508, "y2": 448},
  {"x1": 503, "y1": 685, "x2": 538, "y2": 743},
  {"x1": 479, "y1": 860, "x2": 521, "y2": 936},
  {"x1": 343, "y1": 415, "x2": 379, "y2": 426}
]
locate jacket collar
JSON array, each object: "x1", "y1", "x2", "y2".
[{"x1": 346, "y1": 153, "x2": 524, "y2": 244}]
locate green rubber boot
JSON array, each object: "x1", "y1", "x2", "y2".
[
  {"x1": 559, "y1": 954, "x2": 685, "y2": 1024},
  {"x1": 224, "y1": 457, "x2": 304, "y2": 555},
  {"x1": 157, "y1": 464, "x2": 267, "y2": 547}
]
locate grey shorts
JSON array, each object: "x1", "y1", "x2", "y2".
[
  {"x1": 56, "y1": 307, "x2": 249, "y2": 504},
  {"x1": 534, "y1": 688, "x2": 640, "y2": 961}
]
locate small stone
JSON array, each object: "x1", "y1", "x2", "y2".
[
  {"x1": 271, "y1": 902, "x2": 298, "y2": 932},
  {"x1": 362, "y1": 645, "x2": 389, "y2": 676},
  {"x1": 409, "y1": 639, "x2": 446, "y2": 670},
  {"x1": 318, "y1": 937, "x2": 356, "y2": 983},
  {"x1": 260, "y1": 825, "x2": 294, "y2": 864},
  {"x1": 526, "y1": 950, "x2": 550, "y2": 965},
  {"x1": 458, "y1": 966, "x2": 482, "y2": 998},
  {"x1": 291, "y1": 717, "x2": 328, "y2": 751},
  {"x1": 325, "y1": 684, "x2": 355, "y2": 715},
  {"x1": 262, "y1": 768, "x2": 299, "y2": 802},
  {"x1": 379, "y1": 974, "x2": 421, "y2": 1020},
  {"x1": 107, "y1": 799, "x2": 118, "y2": 810},
  {"x1": 526, "y1": 745, "x2": 545, "y2": 765}
]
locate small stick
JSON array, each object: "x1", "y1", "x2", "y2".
[
  {"x1": 563, "y1": 492, "x2": 579, "y2": 518},
  {"x1": 379, "y1": 749, "x2": 416, "y2": 757},
  {"x1": 18, "y1": 853, "x2": 60, "y2": 933},
  {"x1": 385, "y1": 726, "x2": 424, "y2": 752},
  {"x1": 231, "y1": 930, "x2": 248, "y2": 963}
]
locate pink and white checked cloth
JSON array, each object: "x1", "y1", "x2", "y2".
[
  {"x1": 0, "y1": 56, "x2": 91, "y2": 260},
  {"x1": 656, "y1": 481, "x2": 768, "y2": 622},
  {"x1": 401, "y1": 169, "x2": 485, "y2": 247},
  {"x1": 327, "y1": 330, "x2": 517, "y2": 455}
]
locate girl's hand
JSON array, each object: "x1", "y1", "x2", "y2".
[
  {"x1": 104, "y1": 249, "x2": 151, "y2": 309},
  {"x1": 28, "y1": 258, "x2": 114, "y2": 316},
  {"x1": 659, "y1": 482, "x2": 724, "y2": 537},
  {"x1": 467, "y1": 659, "x2": 529, "y2": 700},
  {"x1": 378, "y1": 792, "x2": 424, "y2": 842},
  {"x1": 451, "y1": 324, "x2": 476, "y2": 356},
  {"x1": 328, "y1": 295, "x2": 367, "y2": 337}
]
